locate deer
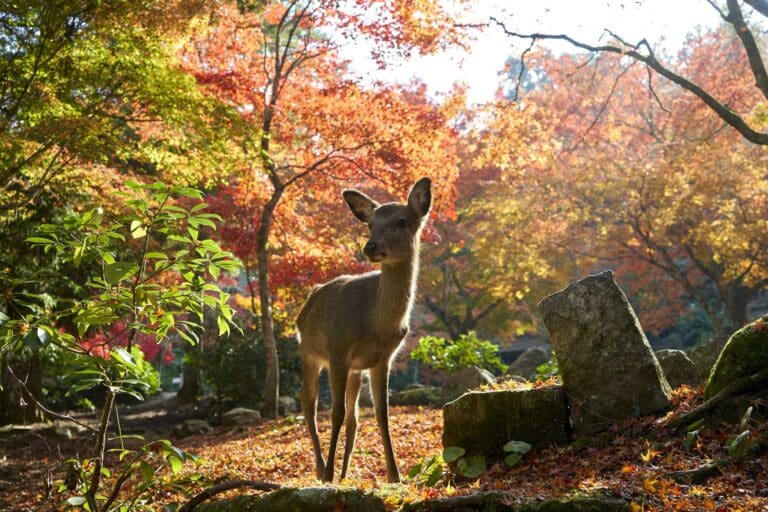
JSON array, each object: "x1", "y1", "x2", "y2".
[{"x1": 296, "y1": 177, "x2": 432, "y2": 483}]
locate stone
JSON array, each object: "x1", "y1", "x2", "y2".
[
  {"x1": 278, "y1": 396, "x2": 300, "y2": 415},
  {"x1": 221, "y1": 407, "x2": 261, "y2": 426},
  {"x1": 441, "y1": 366, "x2": 496, "y2": 402},
  {"x1": 655, "y1": 349, "x2": 702, "y2": 388},
  {"x1": 399, "y1": 492, "x2": 630, "y2": 512},
  {"x1": 171, "y1": 419, "x2": 212, "y2": 438},
  {"x1": 198, "y1": 487, "x2": 385, "y2": 512},
  {"x1": 390, "y1": 386, "x2": 442, "y2": 407},
  {"x1": 359, "y1": 375, "x2": 373, "y2": 407},
  {"x1": 689, "y1": 336, "x2": 728, "y2": 380},
  {"x1": 705, "y1": 315, "x2": 768, "y2": 400},
  {"x1": 506, "y1": 347, "x2": 554, "y2": 380},
  {"x1": 442, "y1": 387, "x2": 570, "y2": 462},
  {"x1": 538, "y1": 271, "x2": 671, "y2": 435}
]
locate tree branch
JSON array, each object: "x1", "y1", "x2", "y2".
[
  {"x1": 491, "y1": 17, "x2": 768, "y2": 145},
  {"x1": 178, "y1": 479, "x2": 282, "y2": 512}
]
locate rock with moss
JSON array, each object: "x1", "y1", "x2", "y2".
[
  {"x1": 705, "y1": 315, "x2": 768, "y2": 400},
  {"x1": 399, "y1": 492, "x2": 629, "y2": 511},
  {"x1": 390, "y1": 386, "x2": 443, "y2": 407},
  {"x1": 506, "y1": 347, "x2": 553, "y2": 381},
  {"x1": 442, "y1": 387, "x2": 570, "y2": 463},
  {"x1": 197, "y1": 487, "x2": 385, "y2": 512},
  {"x1": 538, "y1": 271, "x2": 671, "y2": 435},
  {"x1": 655, "y1": 349, "x2": 702, "y2": 388}
]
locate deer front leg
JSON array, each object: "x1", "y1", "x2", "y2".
[
  {"x1": 299, "y1": 357, "x2": 325, "y2": 479},
  {"x1": 340, "y1": 370, "x2": 362, "y2": 480},
  {"x1": 370, "y1": 360, "x2": 400, "y2": 483},
  {"x1": 323, "y1": 363, "x2": 349, "y2": 482}
]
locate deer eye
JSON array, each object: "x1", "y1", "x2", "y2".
[{"x1": 396, "y1": 219, "x2": 407, "y2": 228}]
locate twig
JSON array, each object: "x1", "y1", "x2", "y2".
[{"x1": 6, "y1": 365, "x2": 97, "y2": 432}]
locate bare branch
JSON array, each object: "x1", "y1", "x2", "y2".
[{"x1": 491, "y1": 16, "x2": 768, "y2": 145}]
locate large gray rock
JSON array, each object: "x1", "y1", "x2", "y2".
[
  {"x1": 171, "y1": 419, "x2": 212, "y2": 438},
  {"x1": 441, "y1": 366, "x2": 496, "y2": 402},
  {"x1": 278, "y1": 396, "x2": 300, "y2": 415},
  {"x1": 506, "y1": 347, "x2": 553, "y2": 380},
  {"x1": 655, "y1": 349, "x2": 702, "y2": 388},
  {"x1": 538, "y1": 271, "x2": 671, "y2": 435},
  {"x1": 442, "y1": 387, "x2": 570, "y2": 462},
  {"x1": 221, "y1": 407, "x2": 261, "y2": 426}
]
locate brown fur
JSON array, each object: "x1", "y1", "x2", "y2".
[{"x1": 296, "y1": 178, "x2": 432, "y2": 482}]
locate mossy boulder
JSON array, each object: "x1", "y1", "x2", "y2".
[
  {"x1": 399, "y1": 492, "x2": 629, "y2": 511},
  {"x1": 442, "y1": 387, "x2": 570, "y2": 463},
  {"x1": 197, "y1": 487, "x2": 385, "y2": 512},
  {"x1": 705, "y1": 315, "x2": 768, "y2": 400},
  {"x1": 390, "y1": 386, "x2": 443, "y2": 407}
]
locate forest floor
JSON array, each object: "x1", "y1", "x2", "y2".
[{"x1": 1, "y1": 386, "x2": 767, "y2": 511}]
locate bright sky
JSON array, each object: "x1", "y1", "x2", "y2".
[{"x1": 340, "y1": 0, "x2": 724, "y2": 104}]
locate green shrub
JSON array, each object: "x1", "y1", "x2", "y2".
[{"x1": 410, "y1": 331, "x2": 507, "y2": 375}]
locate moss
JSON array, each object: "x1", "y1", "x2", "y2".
[
  {"x1": 390, "y1": 387, "x2": 443, "y2": 407},
  {"x1": 197, "y1": 487, "x2": 386, "y2": 512},
  {"x1": 399, "y1": 492, "x2": 628, "y2": 511},
  {"x1": 705, "y1": 316, "x2": 768, "y2": 400}
]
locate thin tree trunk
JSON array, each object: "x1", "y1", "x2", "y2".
[
  {"x1": 257, "y1": 185, "x2": 284, "y2": 419},
  {"x1": 722, "y1": 284, "x2": 753, "y2": 335}
]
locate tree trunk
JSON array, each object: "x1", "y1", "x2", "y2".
[
  {"x1": 722, "y1": 284, "x2": 754, "y2": 336},
  {"x1": 257, "y1": 185, "x2": 284, "y2": 419},
  {"x1": 178, "y1": 341, "x2": 203, "y2": 402}
]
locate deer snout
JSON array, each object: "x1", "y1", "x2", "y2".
[
  {"x1": 364, "y1": 241, "x2": 378, "y2": 254},
  {"x1": 363, "y1": 241, "x2": 384, "y2": 261}
]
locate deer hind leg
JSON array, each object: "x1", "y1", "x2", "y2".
[
  {"x1": 370, "y1": 360, "x2": 400, "y2": 483},
  {"x1": 299, "y1": 356, "x2": 325, "y2": 479},
  {"x1": 322, "y1": 362, "x2": 349, "y2": 482},
  {"x1": 340, "y1": 370, "x2": 363, "y2": 480}
]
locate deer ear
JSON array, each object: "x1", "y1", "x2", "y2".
[
  {"x1": 343, "y1": 189, "x2": 378, "y2": 223},
  {"x1": 408, "y1": 177, "x2": 432, "y2": 218}
]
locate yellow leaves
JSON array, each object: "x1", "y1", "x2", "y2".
[
  {"x1": 640, "y1": 447, "x2": 660, "y2": 464},
  {"x1": 643, "y1": 478, "x2": 659, "y2": 493}
]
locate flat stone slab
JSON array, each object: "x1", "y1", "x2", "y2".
[
  {"x1": 538, "y1": 271, "x2": 671, "y2": 435},
  {"x1": 442, "y1": 387, "x2": 570, "y2": 461}
]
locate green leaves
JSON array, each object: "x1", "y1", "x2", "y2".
[
  {"x1": 104, "y1": 262, "x2": 139, "y2": 285},
  {"x1": 411, "y1": 331, "x2": 507, "y2": 375},
  {"x1": 442, "y1": 446, "x2": 465, "y2": 463},
  {"x1": 503, "y1": 440, "x2": 532, "y2": 467},
  {"x1": 456, "y1": 455, "x2": 486, "y2": 478},
  {"x1": 406, "y1": 454, "x2": 446, "y2": 487}
]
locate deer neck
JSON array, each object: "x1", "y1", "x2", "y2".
[{"x1": 375, "y1": 250, "x2": 419, "y2": 335}]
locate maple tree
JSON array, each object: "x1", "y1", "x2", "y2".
[
  {"x1": 183, "y1": 0, "x2": 464, "y2": 417},
  {"x1": 493, "y1": 0, "x2": 768, "y2": 145},
  {"x1": 469, "y1": 26, "x2": 767, "y2": 338}
]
